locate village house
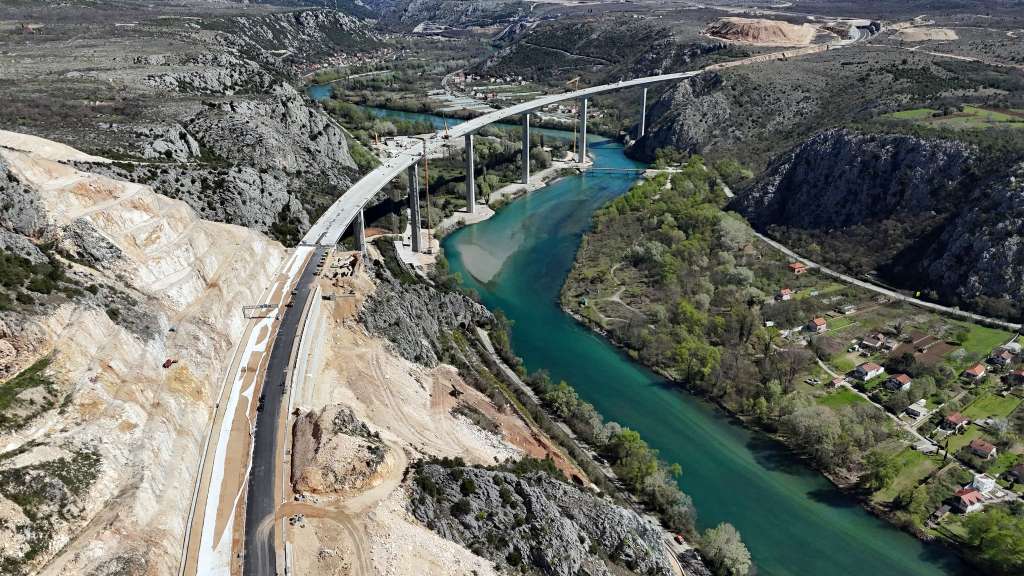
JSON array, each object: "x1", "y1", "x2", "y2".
[
  {"x1": 788, "y1": 262, "x2": 807, "y2": 274},
  {"x1": 885, "y1": 373, "x2": 912, "y2": 392},
  {"x1": 953, "y1": 487, "x2": 985, "y2": 514},
  {"x1": 859, "y1": 333, "x2": 889, "y2": 352},
  {"x1": 905, "y1": 399, "x2": 928, "y2": 418},
  {"x1": 943, "y1": 412, "x2": 968, "y2": 432},
  {"x1": 807, "y1": 317, "x2": 827, "y2": 334},
  {"x1": 968, "y1": 438, "x2": 998, "y2": 460},
  {"x1": 970, "y1": 473, "x2": 998, "y2": 494},
  {"x1": 776, "y1": 288, "x2": 793, "y2": 301},
  {"x1": 854, "y1": 362, "x2": 885, "y2": 382},
  {"x1": 839, "y1": 304, "x2": 857, "y2": 315},
  {"x1": 1005, "y1": 369, "x2": 1024, "y2": 386},
  {"x1": 829, "y1": 376, "x2": 845, "y2": 389},
  {"x1": 962, "y1": 363, "x2": 987, "y2": 381},
  {"x1": 930, "y1": 504, "x2": 951, "y2": 523},
  {"x1": 1007, "y1": 463, "x2": 1024, "y2": 484},
  {"x1": 989, "y1": 349, "x2": 1014, "y2": 366}
]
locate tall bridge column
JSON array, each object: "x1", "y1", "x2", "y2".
[
  {"x1": 577, "y1": 98, "x2": 588, "y2": 164},
  {"x1": 354, "y1": 209, "x2": 365, "y2": 253},
  {"x1": 640, "y1": 88, "x2": 648, "y2": 138},
  {"x1": 464, "y1": 133, "x2": 476, "y2": 214},
  {"x1": 407, "y1": 163, "x2": 421, "y2": 253},
  {"x1": 521, "y1": 113, "x2": 531, "y2": 185}
]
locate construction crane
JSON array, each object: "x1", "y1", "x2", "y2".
[{"x1": 566, "y1": 77, "x2": 581, "y2": 156}]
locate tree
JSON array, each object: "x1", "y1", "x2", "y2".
[
  {"x1": 861, "y1": 450, "x2": 897, "y2": 491},
  {"x1": 701, "y1": 522, "x2": 752, "y2": 576},
  {"x1": 963, "y1": 506, "x2": 1024, "y2": 575},
  {"x1": 606, "y1": 428, "x2": 659, "y2": 492}
]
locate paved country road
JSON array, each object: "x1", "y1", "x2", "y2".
[{"x1": 750, "y1": 229, "x2": 1022, "y2": 332}]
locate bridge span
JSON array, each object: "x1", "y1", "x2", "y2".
[{"x1": 301, "y1": 69, "x2": 705, "y2": 248}]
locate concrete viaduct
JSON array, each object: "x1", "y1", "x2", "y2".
[{"x1": 300, "y1": 70, "x2": 700, "y2": 251}]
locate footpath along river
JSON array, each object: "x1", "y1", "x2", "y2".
[{"x1": 306, "y1": 87, "x2": 968, "y2": 575}]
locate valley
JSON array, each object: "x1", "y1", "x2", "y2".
[{"x1": 0, "y1": 1, "x2": 1022, "y2": 576}]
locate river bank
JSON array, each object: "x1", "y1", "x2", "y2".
[
  {"x1": 564, "y1": 293, "x2": 967, "y2": 554},
  {"x1": 441, "y1": 136, "x2": 968, "y2": 576}
]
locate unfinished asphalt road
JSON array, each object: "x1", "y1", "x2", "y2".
[{"x1": 243, "y1": 246, "x2": 326, "y2": 576}]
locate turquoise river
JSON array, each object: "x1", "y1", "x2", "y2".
[{"x1": 307, "y1": 88, "x2": 969, "y2": 575}]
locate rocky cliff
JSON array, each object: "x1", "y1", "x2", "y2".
[
  {"x1": 733, "y1": 128, "x2": 1024, "y2": 318},
  {"x1": 0, "y1": 6, "x2": 376, "y2": 244},
  {"x1": 734, "y1": 129, "x2": 975, "y2": 229},
  {"x1": 409, "y1": 463, "x2": 675, "y2": 576},
  {"x1": 359, "y1": 257, "x2": 493, "y2": 367},
  {"x1": 0, "y1": 133, "x2": 285, "y2": 575}
]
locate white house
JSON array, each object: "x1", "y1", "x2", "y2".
[{"x1": 854, "y1": 362, "x2": 885, "y2": 382}]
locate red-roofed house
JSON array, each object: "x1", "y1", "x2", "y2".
[
  {"x1": 943, "y1": 412, "x2": 968, "y2": 432},
  {"x1": 962, "y1": 363, "x2": 987, "y2": 381},
  {"x1": 854, "y1": 362, "x2": 885, "y2": 382},
  {"x1": 807, "y1": 317, "x2": 827, "y2": 334},
  {"x1": 788, "y1": 262, "x2": 807, "y2": 275},
  {"x1": 953, "y1": 487, "x2": 984, "y2": 513},
  {"x1": 968, "y1": 438, "x2": 997, "y2": 460},
  {"x1": 885, "y1": 373, "x2": 912, "y2": 392}
]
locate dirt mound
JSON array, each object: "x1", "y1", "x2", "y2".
[
  {"x1": 291, "y1": 404, "x2": 387, "y2": 497},
  {"x1": 706, "y1": 17, "x2": 817, "y2": 46},
  {"x1": 894, "y1": 27, "x2": 959, "y2": 42}
]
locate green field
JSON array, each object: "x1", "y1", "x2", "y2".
[
  {"x1": 886, "y1": 107, "x2": 939, "y2": 120},
  {"x1": 962, "y1": 393, "x2": 1023, "y2": 420},
  {"x1": 884, "y1": 106, "x2": 1024, "y2": 130},
  {"x1": 945, "y1": 425, "x2": 984, "y2": 453},
  {"x1": 872, "y1": 448, "x2": 940, "y2": 504},
  {"x1": 817, "y1": 387, "x2": 868, "y2": 408},
  {"x1": 956, "y1": 323, "x2": 1013, "y2": 357}
]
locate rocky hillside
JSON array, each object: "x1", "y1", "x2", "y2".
[
  {"x1": 629, "y1": 45, "x2": 1024, "y2": 167},
  {"x1": 478, "y1": 17, "x2": 725, "y2": 84},
  {"x1": 733, "y1": 128, "x2": 1024, "y2": 319},
  {"x1": 0, "y1": 4, "x2": 379, "y2": 244},
  {"x1": 359, "y1": 257, "x2": 493, "y2": 367},
  {"x1": 409, "y1": 462, "x2": 676, "y2": 576},
  {"x1": 0, "y1": 133, "x2": 285, "y2": 575},
  {"x1": 734, "y1": 129, "x2": 975, "y2": 229}
]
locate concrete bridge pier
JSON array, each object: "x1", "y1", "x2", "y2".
[
  {"x1": 577, "y1": 98, "x2": 588, "y2": 164},
  {"x1": 521, "y1": 113, "x2": 530, "y2": 184},
  {"x1": 354, "y1": 209, "x2": 365, "y2": 252},
  {"x1": 465, "y1": 133, "x2": 476, "y2": 214},
  {"x1": 640, "y1": 88, "x2": 647, "y2": 138},
  {"x1": 407, "y1": 163, "x2": 421, "y2": 253}
]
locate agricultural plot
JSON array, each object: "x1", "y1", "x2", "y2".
[
  {"x1": 883, "y1": 106, "x2": 1024, "y2": 130},
  {"x1": 963, "y1": 393, "x2": 1023, "y2": 420}
]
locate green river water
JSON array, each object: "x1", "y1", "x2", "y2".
[{"x1": 306, "y1": 88, "x2": 969, "y2": 575}]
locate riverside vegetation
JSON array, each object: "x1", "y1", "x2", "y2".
[
  {"x1": 562, "y1": 155, "x2": 1023, "y2": 575},
  {"x1": 361, "y1": 242, "x2": 717, "y2": 575}
]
